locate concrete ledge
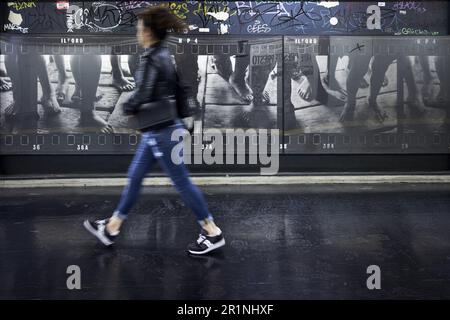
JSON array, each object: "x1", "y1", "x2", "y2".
[{"x1": 1, "y1": 175, "x2": 450, "y2": 188}]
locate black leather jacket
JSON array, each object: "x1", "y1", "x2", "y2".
[{"x1": 123, "y1": 41, "x2": 177, "y2": 131}]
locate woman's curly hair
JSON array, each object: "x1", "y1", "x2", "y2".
[{"x1": 137, "y1": 5, "x2": 188, "y2": 41}]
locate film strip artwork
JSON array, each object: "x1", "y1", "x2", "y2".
[
  {"x1": 283, "y1": 36, "x2": 450, "y2": 154},
  {"x1": 167, "y1": 35, "x2": 281, "y2": 132},
  {"x1": 0, "y1": 34, "x2": 282, "y2": 155},
  {"x1": 0, "y1": 35, "x2": 449, "y2": 155},
  {"x1": 0, "y1": 34, "x2": 144, "y2": 154}
]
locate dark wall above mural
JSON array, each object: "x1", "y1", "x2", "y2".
[{"x1": 0, "y1": 1, "x2": 449, "y2": 36}]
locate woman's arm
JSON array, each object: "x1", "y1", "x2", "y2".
[{"x1": 123, "y1": 55, "x2": 159, "y2": 115}]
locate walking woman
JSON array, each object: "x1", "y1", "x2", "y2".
[{"x1": 83, "y1": 6, "x2": 225, "y2": 255}]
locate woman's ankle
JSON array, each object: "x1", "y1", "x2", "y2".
[
  {"x1": 107, "y1": 216, "x2": 123, "y2": 235},
  {"x1": 200, "y1": 218, "x2": 221, "y2": 236}
]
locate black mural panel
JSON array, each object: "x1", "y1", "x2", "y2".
[
  {"x1": 1, "y1": 1, "x2": 79, "y2": 34},
  {"x1": 1, "y1": 1, "x2": 448, "y2": 36}
]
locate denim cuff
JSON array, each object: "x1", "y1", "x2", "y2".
[
  {"x1": 198, "y1": 215, "x2": 214, "y2": 227},
  {"x1": 113, "y1": 210, "x2": 128, "y2": 221}
]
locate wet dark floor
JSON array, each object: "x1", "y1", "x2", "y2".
[{"x1": 1, "y1": 183, "x2": 450, "y2": 300}]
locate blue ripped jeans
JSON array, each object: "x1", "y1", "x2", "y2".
[{"x1": 113, "y1": 120, "x2": 213, "y2": 224}]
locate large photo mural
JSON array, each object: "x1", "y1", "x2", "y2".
[{"x1": 0, "y1": 1, "x2": 449, "y2": 155}]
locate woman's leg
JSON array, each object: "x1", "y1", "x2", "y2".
[
  {"x1": 4, "y1": 53, "x2": 41, "y2": 131},
  {"x1": 399, "y1": 55, "x2": 426, "y2": 118},
  {"x1": 4, "y1": 54, "x2": 20, "y2": 116},
  {"x1": 340, "y1": 54, "x2": 372, "y2": 122},
  {"x1": 151, "y1": 124, "x2": 219, "y2": 235},
  {"x1": 83, "y1": 134, "x2": 156, "y2": 243},
  {"x1": 53, "y1": 55, "x2": 70, "y2": 104},
  {"x1": 37, "y1": 55, "x2": 61, "y2": 115},
  {"x1": 108, "y1": 134, "x2": 156, "y2": 233},
  {"x1": 368, "y1": 55, "x2": 395, "y2": 122},
  {"x1": 128, "y1": 54, "x2": 140, "y2": 80},
  {"x1": 0, "y1": 60, "x2": 12, "y2": 91},
  {"x1": 157, "y1": 142, "x2": 212, "y2": 222},
  {"x1": 70, "y1": 55, "x2": 112, "y2": 133},
  {"x1": 69, "y1": 55, "x2": 82, "y2": 101},
  {"x1": 149, "y1": 124, "x2": 225, "y2": 254},
  {"x1": 419, "y1": 55, "x2": 433, "y2": 105},
  {"x1": 175, "y1": 52, "x2": 200, "y2": 103},
  {"x1": 230, "y1": 53, "x2": 253, "y2": 103},
  {"x1": 110, "y1": 55, "x2": 135, "y2": 92},
  {"x1": 435, "y1": 56, "x2": 449, "y2": 129}
]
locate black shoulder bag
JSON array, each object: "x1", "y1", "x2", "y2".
[
  {"x1": 137, "y1": 97, "x2": 178, "y2": 130},
  {"x1": 135, "y1": 57, "x2": 178, "y2": 130},
  {"x1": 135, "y1": 54, "x2": 200, "y2": 130}
]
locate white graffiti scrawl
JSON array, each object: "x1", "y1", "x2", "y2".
[
  {"x1": 66, "y1": 2, "x2": 124, "y2": 33},
  {"x1": 317, "y1": 1, "x2": 340, "y2": 9},
  {"x1": 4, "y1": 3, "x2": 29, "y2": 33},
  {"x1": 207, "y1": 11, "x2": 231, "y2": 34}
]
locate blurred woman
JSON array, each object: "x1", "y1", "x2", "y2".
[{"x1": 83, "y1": 6, "x2": 225, "y2": 255}]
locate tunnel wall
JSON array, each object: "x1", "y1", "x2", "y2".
[{"x1": 1, "y1": 1, "x2": 449, "y2": 174}]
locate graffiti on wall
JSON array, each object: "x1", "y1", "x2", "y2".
[{"x1": 1, "y1": 1, "x2": 448, "y2": 36}]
